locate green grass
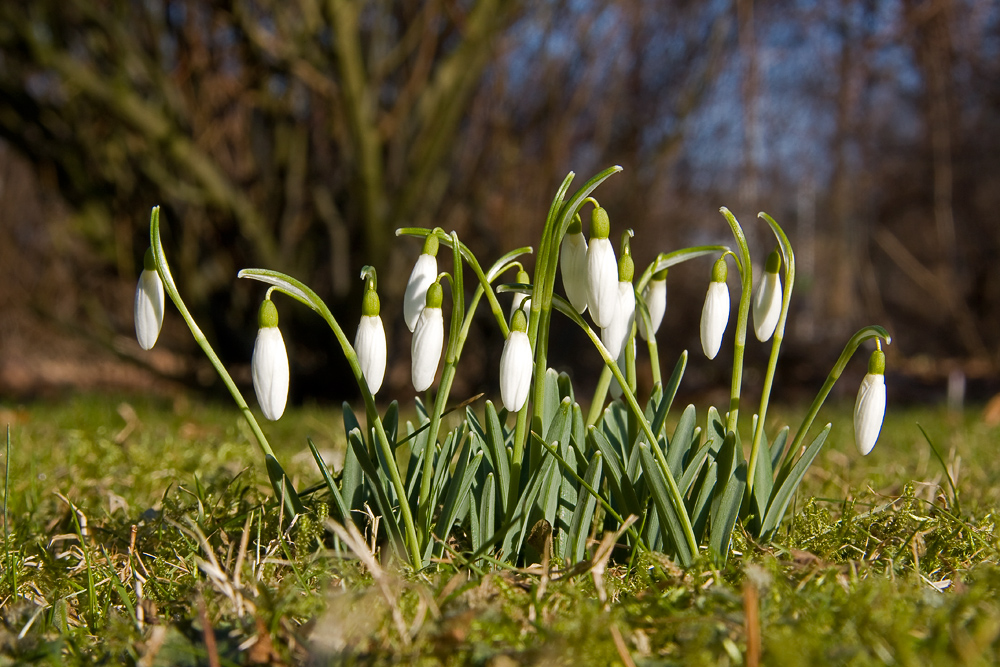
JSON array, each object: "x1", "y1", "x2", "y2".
[{"x1": 2, "y1": 394, "x2": 999, "y2": 665}]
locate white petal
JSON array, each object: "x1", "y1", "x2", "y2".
[
  {"x1": 587, "y1": 238, "x2": 619, "y2": 328},
  {"x1": 411, "y1": 307, "x2": 444, "y2": 392},
  {"x1": 252, "y1": 327, "x2": 289, "y2": 421},
  {"x1": 639, "y1": 278, "x2": 666, "y2": 341},
  {"x1": 854, "y1": 373, "x2": 886, "y2": 455},
  {"x1": 355, "y1": 315, "x2": 387, "y2": 395},
  {"x1": 560, "y1": 231, "x2": 589, "y2": 314},
  {"x1": 403, "y1": 254, "x2": 438, "y2": 332},
  {"x1": 601, "y1": 282, "x2": 635, "y2": 361},
  {"x1": 700, "y1": 282, "x2": 730, "y2": 360},
  {"x1": 752, "y1": 271, "x2": 782, "y2": 342},
  {"x1": 499, "y1": 330, "x2": 533, "y2": 412},
  {"x1": 134, "y1": 270, "x2": 165, "y2": 350}
]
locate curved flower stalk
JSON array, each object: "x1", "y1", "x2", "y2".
[
  {"x1": 252, "y1": 298, "x2": 289, "y2": 421},
  {"x1": 700, "y1": 257, "x2": 730, "y2": 360},
  {"x1": 586, "y1": 204, "x2": 619, "y2": 328},
  {"x1": 560, "y1": 214, "x2": 589, "y2": 314},
  {"x1": 355, "y1": 267, "x2": 387, "y2": 395},
  {"x1": 752, "y1": 249, "x2": 782, "y2": 342},
  {"x1": 412, "y1": 281, "x2": 445, "y2": 392},
  {"x1": 403, "y1": 234, "x2": 439, "y2": 332},
  {"x1": 134, "y1": 248, "x2": 165, "y2": 350},
  {"x1": 855, "y1": 342, "x2": 887, "y2": 455},
  {"x1": 639, "y1": 268, "x2": 667, "y2": 342},
  {"x1": 509, "y1": 268, "x2": 531, "y2": 320},
  {"x1": 500, "y1": 309, "x2": 532, "y2": 411}
]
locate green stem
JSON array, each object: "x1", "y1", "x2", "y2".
[
  {"x1": 587, "y1": 365, "x2": 613, "y2": 426},
  {"x1": 719, "y1": 208, "x2": 753, "y2": 436}
]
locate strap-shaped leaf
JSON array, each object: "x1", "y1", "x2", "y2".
[
  {"x1": 677, "y1": 438, "x2": 714, "y2": 495},
  {"x1": 666, "y1": 404, "x2": 698, "y2": 478},
  {"x1": 708, "y1": 461, "x2": 747, "y2": 566},
  {"x1": 483, "y1": 401, "x2": 511, "y2": 515},
  {"x1": 590, "y1": 426, "x2": 643, "y2": 517},
  {"x1": 770, "y1": 426, "x2": 790, "y2": 473},
  {"x1": 566, "y1": 453, "x2": 603, "y2": 563},
  {"x1": 434, "y1": 444, "x2": 483, "y2": 555},
  {"x1": 749, "y1": 417, "x2": 774, "y2": 532},
  {"x1": 760, "y1": 424, "x2": 833, "y2": 539},
  {"x1": 658, "y1": 351, "x2": 688, "y2": 430},
  {"x1": 689, "y1": 460, "x2": 717, "y2": 543},
  {"x1": 541, "y1": 368, "x2": 563, "y2": 439},
  {"x1": 555, "y1": 438, "x2": 579, "y2": 560},
  {"x1": 638, "y1": 443, "x2": 694, "y2": 566},
  {"x1": 346, "y1": 428, "x2": 406, "y2": 558},
  {"x1": 477, "y1": 473, "x2": 496, "y2": 555},
  {"x1": 308, "y1": 438, "x2": 351, "y2": 527}
]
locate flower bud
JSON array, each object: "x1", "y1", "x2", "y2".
[
  {"x1": 499, "y1": 309, "x2": 532, "y2": 412},
  {"x1": 403, "y1": 235, "x2": 439, "y2": 332},
  {"x1": 587, "y1": 206, "x2": 618, "y2": 328},
  {"x1": 411, "y1": 282, "x2": 444, "y2": 392},
  {"x1": 854, "y1": 347, "x2": 886, "y2": 455},
  {"x1": 134, "y1": 248, "x2": 165, "y2": 350},
  {"x1": 560, "y1": 215, "x2": 589, "y2": 314},
  {"x1": 252, "y1": 299, "x2": 289, "y2": 421},
  {"x1": 355, "y1": 286, "x2": 387, "y2": 395},
  {"x1": 700, "y1": 258, "x2": 730, "y2": 360},
  {"x1": 752, "y1": 249, "x2": 782, "y2": 342},
  {"x1": 639, "y1": 268, "x2": 667, "y2": 342}
]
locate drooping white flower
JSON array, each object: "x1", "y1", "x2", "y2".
[
  {"x1": 355, "y1": 285, "x2": 386, "y2": 395},
  {"x1": 601, "y1": 251, "x2": 635, "y2": 361},
  {"x1": 134, "y1": 248, "x2": 164, "y2": 350},
  {"x1": 854, "y1": 347, "x2": 887, "y2": 455},
  {"x1": 499, "y1": 309, "x2": 533, "y2": 412},
  {"x1": 510, "y1": 268, "x2": 532, "y2": 320},
  {"x1": 403, "y1": 234, "x2": 439, "y2": 332},
  {"x1": 639, "y1": 268, "x2": 667, "y2": 342},
  {"x1": 411, "y1": 281, "x2": 444, "y2": 392},
  {"x1": 586, "y1": 206, "x2": 618, "y2": 329},
  {"x1": 700, "y1": 258, "x2": 730, "y2": 360},
  {"x1": 560, "y1": 216, "x2": 589, "y2": 314},
  {"x1": 252, "y1": 299, "x2": 289, "y2": 421},
  {"x1": 752, "y1": 249, "x2": 782, "y2": 342}
]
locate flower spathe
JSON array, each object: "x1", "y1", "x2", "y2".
[
  {"x1": 586, "y1": 206, "x2": 618, "y2": 328},
  {"x1": 854, "y1": 347, "x2": 886, "y2": 455},
  {"x1": 403, "y1": 235, "x2": 439, "y2": 332},
  {"x1": 355, "y1": 286, "x2": 386, "y2": 395},
  {"x1": 252, "y1": 299, "x2": 289, "y2": 421},
  {"x1": 411, "y1": 281, "x2": 444, "y2": 392},
  {"x1": 134, "y1": 248, "x2": 165, "y2": 350},
  {"x1": 560, "y1": 215, "x2": 589, "y2": 314},
  {"x1": 510, "y1": 268, "x2": 531, "y2": 320},
  {"x1": 639, "y1": 268, "x2": 667, "y2": 342},
  {"x1": 700, "y1": 258, "x2": 730, "y2": 360},
  {"x1": 499, "y1": 309, "x2": 532, "y2": 412},
  {"x1": 752, "y1": 249, "x2": 782, "y2": 342}
]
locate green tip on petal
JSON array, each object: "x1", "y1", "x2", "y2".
[
  {"x1": 426, "y1": 281, "x2": 444, "y2": 308},
  {"x1": 868, "y1": 348, "x2": 886, "y2": 375},
  {"x1": 711, "y1": 256, "x2": 728, "y2": 283},
  {"x1": 567, "y1": 214, "x2": 583, "y2": 235},
  {"x1": 362, "y1": 288, "x2": 380, "y2": 317},
  {"x1": 258, "y1": 299, "x2": 279, "y2": 328},
  {"x1": 143, "y1": 247, "x2": 157, "y2": 271},
  {"x1": 591, "y1": 206, "x2": 610, "y2": 239},
  {"x1": 511, "y1": 308, "x2": 527, "y2": 333},
  {"x1": 765, "y1": 248, "x2": 781, "y2": 274},
  {"x1": 516, "y1": 268, "x2": 530, "y2": 284},
  {"x1": 422, "y1": 233, "x2": 440, "y2": 257},
  {"x1": 618, "y1": 252, "x2": 634, "y2": 283}
]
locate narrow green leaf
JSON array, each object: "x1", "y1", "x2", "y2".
[
  {"x1": 265, "y1": 455, "x2": 305, "y2": 516},
  {"x1": 666, "y1": 404, "x2": 697, "y2": 478},
  {"x1": 346, "y1": 428, "x2": 406, "y2": 558},
  {"x1": 566, "y1": 453, "x2": 603, "y2": 564},
  {"x1": 638, "y1": 444, "x2": 694, "y2": 566},
  {"x1": 760, "y1": 424, "x2": 833, "y2": 539},
  {"x1": 484, "y1": 401, "x2": 510, "y2": 515},
  {"x1": 590, "y1": 427, "x2": 643, "y2": 517},
  {"x1": 709, "y1": 462, "x2": 747, "y2": 566},
  {"x1": 478, "y1": 473, "x2": 496, "y2": 554},
  {"x1": 308, "y1": 438, "x2": 351, "y2": 527}
]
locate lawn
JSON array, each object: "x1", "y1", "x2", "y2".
[{"x1": 2, "y1": 394, "x2": 999, "y2": 666}]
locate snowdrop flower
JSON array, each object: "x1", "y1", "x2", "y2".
[
  {"x1": 586, "y1": 205, "x2": 618, "y2": 328},
  {"x1": 354, "y1": 272, "x2": 386, "y2": 395},
  {"x1": 411, "y1": 281, "x2": 444, "y2": 392},
  {"x1": 499, "y1": 309, "x2": 532, "y2": 412},
  {"x1": 510, "y1": 268, "x2": 531, "y2": 320},
  {"x1": 639, "y1": 267, "x2": 667, "y2": 342},
  {"x1": 252, "y1": 298, "x2": 289, "y2": 421},
  {"x1": 854, "y1": 345, "x2": 886, "y2": 455},
  {"x1": 601, "y1": 249, "x2": 635, "y2": 361},
  {"x1": 752, "y1": 249, "x2": 782, "y2": 342},
  {"x1": 700, "y1": 257, "x2": 730, "y2": 360},
  {"x1": 403, "y1": 234, "x2": 439, "y2": 332},
  {"x1": 560, "y1": 214, "x2": 589, "y2": 314},
  {"x1": 134, "y1": 248, "x2": 164, "y2": 350}
]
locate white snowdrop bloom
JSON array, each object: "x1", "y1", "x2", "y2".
[
  {"x1": 602, "y1": 281, "x2": 635, "y2": 361},
  {"x1": 134, "y1": 248, "x2": 164, "y2": 350},
  {"x1": 252, "y1": 299, "x2": 289, "y2": 421},
  {"x1": 510, "y1": 269, "x2": 531, "y2": 320},
  {"x1": 411, "y1": 282, "x2": 444, "y2": 392},
  {"x1": 403, "y1": 235, "x2": 439, "y2": 332},
  {"x1": 752, "y1": 250, "x2": 783, "y2": 342},
  {"x1": 355, "y1": 287, "x2": 387, "y2": 395},
  {"x1": 560, "y1": 217, "x2": 589, "y2": 314},
  {"x1": 854, "y1": 347, "x2": 887, "y2": 456},
  {"x1": 586, "y1": 207, "x2": 618, "y2": 328},
  {"x1": 499, "y1": 309, "x2": 532, "y2": 412},
  {"x1": 639, "y1": 268, "x2": 667, "y2": 342},
  {"x1": 700, "y1": 258, "x2": 730, "y2": 360}
]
